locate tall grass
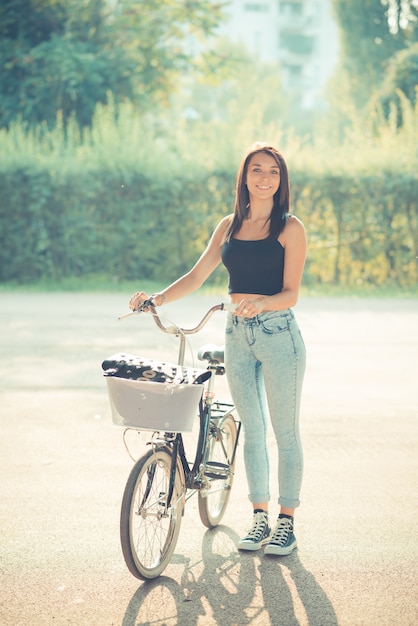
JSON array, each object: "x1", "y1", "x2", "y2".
[{"x1": 1, "y1": 88, "x2": 417, "y2": 176}]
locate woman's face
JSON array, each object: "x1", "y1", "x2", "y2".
[{"x1": 245, "y1": 152, "x2": 281, "y2": 202}]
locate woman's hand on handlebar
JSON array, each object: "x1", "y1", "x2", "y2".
[
  {"x1": 129, "y1": 291, "x2": 150, "y2": 311},
  {"x1": 130, "y1": 290, "x2": 166, "y2": 311}
]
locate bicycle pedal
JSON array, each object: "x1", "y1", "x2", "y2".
[{"x1": 204, "y1": 461, "x2": 229, "y2": 480}]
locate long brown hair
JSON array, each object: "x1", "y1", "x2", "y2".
[{"x1": 225, "y1": 142, "x2": 290, "y2": 241}]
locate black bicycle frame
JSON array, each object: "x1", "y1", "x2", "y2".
[{"x1": 165, "y1": 395, "x2": 211, "y2": 504}]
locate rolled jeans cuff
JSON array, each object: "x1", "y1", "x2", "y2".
[{"x1": 278, "y1": 496, "x2": 301, "y2": 509}]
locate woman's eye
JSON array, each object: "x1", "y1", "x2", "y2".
[{"x1": 251, "y1": 168, "x2": 279, "y2": 174}]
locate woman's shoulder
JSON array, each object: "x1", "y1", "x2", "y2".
[
  {"x1": 286, "y1": 214, "x2": 304, "y2": 227},
  {"x1": 279, "y1": 214, "x2": 306, "y2": 246},
  {"x1": 215, "y1": 214, "x2": 233, "y2": 236},
  {"x1": 284, "y1": 214, "x2": 305, "y2": 234},
  {"x1": 220, "y1": 214, "x2": 234, "y2": 226}
]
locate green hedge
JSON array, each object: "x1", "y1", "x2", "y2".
[
  {"x1": 1, "y1": 163, "x2": 416, "y2": 287},
  {"x1": 291, "y1": 171, "x2": 418, "y2": 287},
  {"x1": 0, "y1": 164, "x2": 234, "y2": 284}
]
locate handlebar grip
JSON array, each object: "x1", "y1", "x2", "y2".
[{"x1": 222, "y1": 302, "x2": 237, "y2": 313}]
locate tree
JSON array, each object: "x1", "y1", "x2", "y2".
[
  {"x1": 377, "y1": 41, "x2": 418, "y2": 120},
  {"x1": 331, "y1": 0, "x2": 418, "y2": 107},
  {"x1": 0, "y1": 0, "x2": 225, "y2": 129}
]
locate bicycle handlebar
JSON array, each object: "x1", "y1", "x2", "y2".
[{"x1": 118, "y1": 301, "x2": 237, "y2": 336}]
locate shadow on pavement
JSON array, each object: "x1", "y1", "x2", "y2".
[
  {"x1": 259, "y1": 551, "x2": 339, "y2": 626},
  {"x1": 122, "y1": 525, "x2": 338, "y2": 626}
]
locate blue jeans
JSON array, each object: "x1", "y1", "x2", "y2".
[{"x1": 225, "y1": 309, "x2": 306, "y2": 509}]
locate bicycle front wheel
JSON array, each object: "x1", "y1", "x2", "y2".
[
  {"x1": 198, "y1": 413, "x2": 238, "y2": 528},
  {"x1": 120, "y1": 446, "x2": 185, "y2": 580}
]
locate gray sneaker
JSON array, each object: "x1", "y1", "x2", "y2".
[
  {"x1": 238, "y1": 511, "x2": 271, "y2": 551},
  {"x1": 264, "y1": 517, "x2": 297, "y2": 556}
]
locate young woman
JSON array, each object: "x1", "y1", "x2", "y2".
[{"x1": 129, "y1": 142, "x2": 307, "y2": 556}]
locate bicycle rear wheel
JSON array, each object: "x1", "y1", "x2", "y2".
[
  {"x1": 198, "y1": 413, "x2": 237, "y2": 528},
  {"x1": 120, "y1": 446, "x2": 185, "y2": 580}
]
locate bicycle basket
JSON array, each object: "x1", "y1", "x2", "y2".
[{"x1": 102, "y1": 353, "x2": 207, "y2": 432}]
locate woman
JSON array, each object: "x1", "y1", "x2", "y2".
[{"x1": 129, "y1": 142, "x2": 306, "y2": 556}]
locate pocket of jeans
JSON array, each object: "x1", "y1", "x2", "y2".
[
  {"x1": 260, "y1": 316, "x2": 289, "y2": 334},
  {"x1": 225, "y1": 321, "x2": 233, "y2": 335}
]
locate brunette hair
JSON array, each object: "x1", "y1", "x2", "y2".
[{"x1": 225, "y1": 142, "x2": 290, "y2": 241}]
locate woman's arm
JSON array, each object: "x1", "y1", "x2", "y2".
[
  {"x1": 276, "y1": 215, "x2": 307, "y2": 307},
  {"x1": 129, "y1": 216, "x2": 231, "y2": 310}
]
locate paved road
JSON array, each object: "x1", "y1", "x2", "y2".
[{"x1": 0, "y1": 293, "x2": 417, "y2": 626}]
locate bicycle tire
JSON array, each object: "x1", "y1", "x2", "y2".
[
  {"x1": 120, "y1": 446, "x2": 185, "y2": 580},
  {"x1": 198, "y1": 413, "x2": 237, "y2": 528}
]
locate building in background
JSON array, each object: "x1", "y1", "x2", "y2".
[{"x1": 215, "y1": 0, "x2": 339, "y2": 109}]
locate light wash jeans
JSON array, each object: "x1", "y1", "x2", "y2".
[{"x1": 224, "y1": 309, "x2": 306, "y2": 509}]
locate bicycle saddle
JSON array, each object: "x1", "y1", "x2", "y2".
[{"x1": 198, "y1": 344, "x2": 225, "y2": 364}]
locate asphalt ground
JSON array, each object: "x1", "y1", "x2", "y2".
[{"x1": 0, "y1": 292, "x2": 417, "y2": 626}]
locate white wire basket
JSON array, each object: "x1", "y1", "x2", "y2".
[{"x1": 106, "y1": 376, "x2": 205, "y2": 432}]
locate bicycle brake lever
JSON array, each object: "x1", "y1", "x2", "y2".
[
  {"x1": 118, "y1": 299, "x2": 155, "y2": 320},
  {"x1": 118, "y1": 311, "x2": 139, "y2": 320}
]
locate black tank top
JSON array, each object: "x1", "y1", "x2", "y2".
[{"x1": 221, "y1": 238, "x2": 284, "y2": 295}]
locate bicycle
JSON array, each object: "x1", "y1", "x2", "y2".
[{"x1": 102, "y1": 301, "x2": 241, "y2": 580}]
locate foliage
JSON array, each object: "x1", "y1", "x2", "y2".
[
  {"x1": 0, "y1": 96, "x2": 417, "y2": 289},
  {"x1": 0, "y1": 0, "x2": 225, "y2": 129},
  {"x1": 376, "y1": 41, "x2": 418, "y2": 121},
  {"x1": 331, "y1": 0, "x2": 418, "y2": 108}
]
